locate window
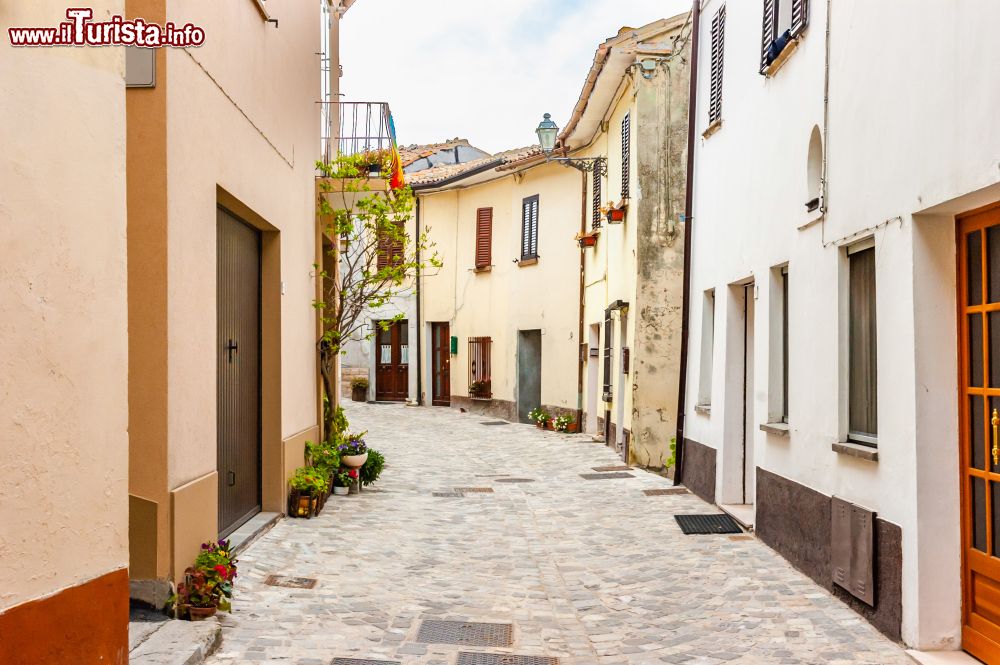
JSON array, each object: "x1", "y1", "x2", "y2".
[
  {"x1": 698, "y1": 290, "x2": 715, "y2": 406},
  {"x1": 376, "y1": 220, "x2": 405, "y2": 269},
  {"x1": 768, "y1": 267, "x2": 789, "y2": 423},
  {"x1": 760, "y1": 0, "x2": 809, "y2": 72},
  {"x1": 782, "y1": 268, "x2": 789, "y2": 422},
  {"x1": 521, "y1": 195, "x2": 539, "y2": 260},
  {"x1": 621, "y1": 114, "x2": 631, "y2": 199},
  {"x1": 592, "y1": 170, "x2": 602, "y2": 229},
  {"x1": 602, "y1": 312, "x2": 613, "y2": 402},
  {"x1": 848, "y1": 243, "x2": 877, "y2": 444},
  {"x1": 475, "y1": 207, "x2": 492, "y2": 269},
  {"x1": 468, "y1": 336, "x2": 492, "y2": 399},
  {"x1": 708, "y1": 6, "x2": 726, "y2": 125}
]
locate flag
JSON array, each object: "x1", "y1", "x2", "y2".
[{"x1": 388, "y1": 115, "x2": 405, "y2": 189}]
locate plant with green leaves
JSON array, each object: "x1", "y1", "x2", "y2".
[
  {"x1": 527, "y1": 407, "x2": 550, "y2": 425},
  {"x1": 553, "y1": 415, "x2": 575, "y2": 432},
  {"x1": 289, "y1": 467, "x2": 328, "y2": 496},
  {"x1": 360, "y1": 448, "x2": 385, "y2": 486},
  {"x1": 315, "y1": 153, "x2": 441, "y2": 436},
  {"x1": 305, "y1": 439, "x2": 340, "y2": 474}
]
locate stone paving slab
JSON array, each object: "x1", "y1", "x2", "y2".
[
  {"x1": 206, "y1": 403, "x2": 913, "y2": 665},
  {"x1": 131, "y1": 616, "x2": 221, "y2": 665}
]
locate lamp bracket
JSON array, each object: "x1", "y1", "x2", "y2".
[{"x1": 548, "y1": 156, "x2": 607, "y2": 176}]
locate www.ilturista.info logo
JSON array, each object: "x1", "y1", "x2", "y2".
[{"x1": 8, "y1": 8, "x2": 205, "y2": 48}]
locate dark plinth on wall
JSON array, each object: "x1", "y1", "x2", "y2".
[
  {"x1": 680, "y1": 438, "x2": 716, "y2": 504},
  {"x1": 756, "y1": 468, "x2": 902, "y2": 641}
]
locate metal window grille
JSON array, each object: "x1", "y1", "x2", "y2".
[
  {"x1": 468, "y1": 337, "x2": 492, "y2": 399},
  {"x1": 592, "y1": 170, "x2": 602, "y2": 229},
  {"x1": 621, "y1": 114, "x2": 631, "y2": 199}
]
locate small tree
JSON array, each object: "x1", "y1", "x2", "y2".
[{"x1": 315, "y1": 153, "x2": 440, "y2": 436}]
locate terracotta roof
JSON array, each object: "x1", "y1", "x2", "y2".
[
  {"x1": 409, "y1": 145, "x2": 542, "y2": 188},
  {"x1": 399, "y1": 138, "x2": 478, "y2": 168}
]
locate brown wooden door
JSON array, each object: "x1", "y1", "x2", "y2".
[
  {"x1": 431, "y1": 322, "x2": 451, "y2": 406},
  {"x1": 375, "y1": 320, "x2": 408, "y2": 401},
  {"x1": 217, "y1": 207, "x2": 261, "y2": 537},
  {"x1": 959, "y1": 202, "x2": 1000, "y2": 663}
]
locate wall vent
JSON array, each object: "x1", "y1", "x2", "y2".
[{"x1": 831, "y1": 496, "x2": 875, "y2": 606}]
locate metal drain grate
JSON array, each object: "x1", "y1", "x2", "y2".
[
  {"x1": 674, "y1": 514, "x2": 743, "y2": 534},
  {"x1": 494, "y1": 478, "x2": 535, "y2": 483},
  {"x1": 644, "y1": 488, "x2": 690, "y2": 496},
  {"x1": 455, "y1": 487, "x2": 495, "y2": 493},
  {"x1": 457, "y1": 654, "x2": 558, "y2": 665},
  {"x1": 481, "y1": 421, "x2": 510, "y2": 426},
  {"x1": 263, "y1": 575, "x2": 317, "y2": 589},
  {"x1": 592, "y1": 465, "x2": 631, "y2": 472},
  {"x1": 417, "y1": 620, "x2": 513, "y2": 646},
  {"x1": 579, "y1": 472, "x2": 634, "y2": 480},
  {"x1": 433, "y1": 491, "x2": 464, "y2": 498},
  {"x1": 332, "y1": 659, "x2": 401, "y2": 665}
]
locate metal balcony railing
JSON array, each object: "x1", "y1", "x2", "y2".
[{"x1": 320, "y1": 101, "x2": 395, "y2": 165}]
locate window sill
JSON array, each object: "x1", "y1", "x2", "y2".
[
  {"x1": 797, "y1": 206, "x2": 825, "y2": 232},
  {"x1": 469, "y1": 396, "x2": 492, "y2": 402},
  {"x1": 472, "y1": 265, "x2": 492, "y2": 273},
  {"x1": 760, "y1": 422, "x2": 789, "y2": 436},
  {"x1": 762, "y1": 37, "x2": 800, "y2": 77},
  {"x1": 517, "y1": 257, "x2": 538, "y2": 267},
  {"x1": 832, "y1": 441, "x2": 879, "y2": 462},
  {"x1": 694, "y1": 403, "x2": 711, "y2": 415},
  {"x1": 702, "y1": 119, "x2": 723, "y2": 139}
]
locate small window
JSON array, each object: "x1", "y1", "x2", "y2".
[
  {"x1": 468, "y1": 336, "x2": 492, "y2": 399},
  {"x1": 376, "y1": 220, "x2": 405, "y2": 270},
  {"x1": 698, "y1": 290, "x2": 716, "y2": 406},
  {"x1": 621, "y1": 114, "x2": 631, "y2": 199},
  {"x1": 521, "y1": 195, "x2": 539, "y2": 260},
  {"x1": 760, "y1": 0, "x2": 809, "y2": 72},
  {"x1": 708, "y1": 6, "x2": 726, "y2": 125},
  {"x1": 475, "y1": 207, "x2": 492, "y2": 269},
  {"x1": 848, "y1": 243, "x2": 877, "y2": 444},
  {"x1": 592, "y1": 170, "x2": 603, "y2": 229}
]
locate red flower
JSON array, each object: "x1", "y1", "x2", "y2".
[
  {"x1": 348, "y1": 469, "x2": 359, "y2": 479},
  {"x1": 214, "y1": 564, "x2": 227, "y2": 577}
]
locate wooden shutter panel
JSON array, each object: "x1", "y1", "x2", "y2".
[
  {"x1": 376, "y1": 225, "x2": 389, "y2": 269},
  {"x1": 760, "y1": 0, "x2": 777, "y2": 73},
  {"x1": 709, "y1": 7, "x2": 726, "y2": 124},
  {"x1": 621, "y1": 114, "x2": 631, "y2": 199},
  {"x1": 475, "y1": 207, "x2": 492, "y2": 268},
  {"x1": 521, "y1": 195, "x2": 539, "y2": 259},
  {"x1": 790, "y1": 0, "x2": 809, "y2": 37},
  {"x1": 530, "y1": 197, "x2": 539, "y2": 257}
]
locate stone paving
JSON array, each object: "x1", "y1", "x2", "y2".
[{"x1": 207, "y1": 403, "x2": 912, "y2": 665}]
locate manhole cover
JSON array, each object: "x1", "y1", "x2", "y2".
[
  {"x1": 481, "y1": 421, "x2": 510, "y2": 426},
  {"x1": 332, "y1": 659, "x2": 401, "y2": 665},
  {"x1": 579, "y1": 472, "x2": 634, "y2": 480},
  {"x1": 457, "y1": 654, "x2": 558, "y2": 665},
  {"x1": 592, "y1": 465, "x2": 631, "y2": 472},
  {"x1": 644, "y1": 488, "x2": 690, "y2": 496},
  {"x1": 416, "y1": 620, "x2": 513, "y2": 646},
  {"x1": 494, "y1": 478, "x2": 535, "y2": 483},
  {"x1": 455, "y1": 487, "x2": 495, "y2": 493},
  {"x1": 674, "y1": 514, "x2": 743, "y2": 534},
  {"x1": 433, "y1": 492, "x2": 464, "y2": 498},
  {"x1": 263, "y1": 575, "x2": 317, "y2": 589}
]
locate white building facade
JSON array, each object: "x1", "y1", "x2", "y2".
[{"x1": 679, "y1": 0, "x2": 1000, "y2": 657}]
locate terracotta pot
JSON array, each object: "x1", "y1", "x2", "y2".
[
  {"x1": 535, "y1": 421, "x2": 544, "y2": 429},
  {"x1": 351, "y1": 386, "x2": 367, "y2": 402},
  {"x1": 341, "y1": 452, "x2": 368, "y2": 468},
  {"x1": 188, "y1": 606, "x2": 217, "y2": 621},
  {"x1": 565, "y1": 423, "x2": 579, "y2": 433},
  {"x1": 578, "y1": 235, "x2": 598, "y2": 248},
  {"x1": 333, "y1": 486, "x2": 349, "y2": 496},
  {"x1": 608, "y1": 207, "x2": 626, "y2": 222},
  {"x1": 545, "y1": 420, "x2": 555, "y2": 431}
]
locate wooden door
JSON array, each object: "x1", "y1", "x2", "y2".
[
  {"x1": 959, "y1": 202, "x2": 1000, "y2": 663},
  {"x1": 217, "y1": 207, "x2": 261, "y2": 537},
  {"x1": 375, "y1": 320, "x2": 408, "y2": 402},
  {"x1": 431, "y1": 323, "x2": 451, "y2": 406}
]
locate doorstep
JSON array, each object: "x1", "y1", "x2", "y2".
[
  {"x1": 719, "y1": 503, "x2": 755, "y2": 531},
  {"x1": 130, "y1": 616, "x2": 221, "y2": 665},
  {"x1": 906, "y1": 650, "x2": 984, "y2": 665},
  {"x1": 230, "y1": 511, "x2": 281, "y2": 556}
]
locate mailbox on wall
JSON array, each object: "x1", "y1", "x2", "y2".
[{"x1": 450, "y1": 335, "x2": 458, "y2": 355}]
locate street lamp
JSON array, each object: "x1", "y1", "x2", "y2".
[{"x1": 533, "y1": 113, "x2": 606, "y2": 175}]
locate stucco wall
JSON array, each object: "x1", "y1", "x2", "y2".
[
  {"x1": 0, "y1": 1, "x2": 129, "y2": 610},
  {"x1": 684, "y1": 0, "x2": 1000, "y2": 648}
]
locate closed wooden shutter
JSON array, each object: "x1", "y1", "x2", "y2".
[
  {"x1": 592, "y1": 170, "x2": 602, "y2": 229},
  {"x1": 790, "y1": 0, "x2": 809, "y2": 37},
  {"x1": 521, "y1": 195, "x2": 539, "y2": 259},
  {"x1": 760, "y1": 0, "x2": 777, "y2": 73},
  {"x1": 602, "y1": 313, "x2": 613, "y2": 402},
  {"x1": 621, "y1": 114, "x2": 631, "y2": 199},
  {"x1": 475, "y1": 207, "x2": 492, "y2": 268},
  {"x1": 376, "y1": 220, "x2": 405, "y2": 269},
  {"x1": 709, "y1": 6, "x2": 726, "y2": 124}
]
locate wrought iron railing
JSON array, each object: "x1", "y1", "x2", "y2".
[
  {"x1": 468, "y1": 336, "x2": 492, "y2": 399},
  {"x1": 320, "y1": 101, "x2": 395, "y2": 165}
]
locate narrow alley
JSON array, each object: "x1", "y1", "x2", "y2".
[{"x1": 207, "y1": 403, "x2": 909, "y2": 665}]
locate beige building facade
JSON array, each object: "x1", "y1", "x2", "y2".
[{"x1": 0, "y1": 2, "x2": 130, "y2": 662}]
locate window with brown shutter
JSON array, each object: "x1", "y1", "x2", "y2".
[
  {"x1": 592, "y1": 170, "x2": 602, "y2": 229},
  {"x1": 709, "y1": 6, "x2": 726, "y2": 125},
  {"x1": 761, "y1": 0, "x2": 808, "y2": 73},
  {"x1": 376, "y1": 220, "x2": 405, "y2": 270},
  {"x1": 621, "y1": 114, "x2": 631, "y2": 199},
  {"x1": 475, "y1": 207, "x2": 492, "y2": 269},
  {"x1": 760, "y1": 0, "x2": 776, "y2": 72},
  {"x1": 521, "y1": 195, "x2": 539, "y2": 260}
]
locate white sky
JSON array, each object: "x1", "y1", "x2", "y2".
[{"x1": 340, "y1": 0, "x2": 692, "y2": 154}]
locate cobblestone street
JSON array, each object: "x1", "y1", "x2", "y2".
[{"x1": 207, "y1": 403, "x2": 911, "y2": 665}]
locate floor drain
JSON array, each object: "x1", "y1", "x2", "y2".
[
  {"x1": 644, "y1": 488, "x2": 690, "y2": 496},
  {"x1": 494, "y1": 478, "x2": 535, "y2": 483},
  {"x1": 416, "y1": 620, "x2": 513, "y2": 646},
  {"x1": 455, "y1": 487, "x2": 495, "y2": 493},
  {"x1": 481, "y1": 421, "x2": 510, "y2": 426},
  {"x1": 457, "y1": 654, "x2": 558, "y2": 665},
  {"x1": 592, "y1": 465, "x2": 631, "y2": 472},
  {"x1": 332, "y1": 659, "x2": 401, "y2": 665},
  {"x1": 263, "y1": 575, "x2": 317, "y2": 589},
  {"x1": 433, "y1": 492, "x2": 464, "y2": 498},
  {"x1": 579, "y1": 472, "x2": 634, "y2": 480},
  {"x1": 674, "y1": 514, "x2": 743, "y2": 534}
]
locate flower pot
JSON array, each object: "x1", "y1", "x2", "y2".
[
  {"x1": 351, "y1": 385, "x2": 367, "y2": 402},
  {"x1": 566, "y1": 423, "x2": 579, "y2": 433},
  {"x1": 289, "y1": 492, "x2": 314, "y2": 518},
  {"x1": 333, "y1": 486, "x2": 349, "y2": 496},
  {"x1": 578, "y1": 235, "x2": 598, "y2": 248},
  {"x1": 341, "y1": 452, "x2": 368, "y2": 468},
  {"x1": 535, "y1": 421, "x2": 544, "y2": 429},
  {"x1": 545, "y1": 420, "x2": 555, "y2": 431},
  {"x1": 608, "y1": 207, "x2": 626, "y2": 223},
  {"x1": 188, "y1": 606, "x2": 217, "y2": 621}
]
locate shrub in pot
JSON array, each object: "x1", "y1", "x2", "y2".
[
  {"x1": 553, "y1": 415, "x2": 578, "y2": 433},
  {"x1": 350, "y1": 377, "x2": 369, "y2": 402},
  {"x1": 527, "y1": 407, "x2": 551, "y2": 429},
  {"x1": 170, "y1": 540, "x2": 237, "y2": 620},
  {"x1": 360, "y1": 448, "x2": 385, "y2": 487},
  {"x1": 288, "y1": 466, "x2": 327, "y2": 517}
]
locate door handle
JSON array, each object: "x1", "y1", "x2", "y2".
[
  {"x1": 227, "y1": 471, "x2": 236, "y2": 487},
  {"x1": 992, "y1": 409, "x2": 999, "y2": 467},
  {"x1": 226, "y1": 339, "x2": 239, "y2": 363}
]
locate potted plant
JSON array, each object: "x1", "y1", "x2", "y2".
[
  {"x1": 360, "y1": 448, "x2": 385, "y2": 487},
  {"x1": 575, "y1": 230, "x2": 599, "y2": 248},
  {"x1": 288, "y1": 466, "x2": 326, "y2": 517},
  {"x1": 553, "y1": 414, "x2": 578, "y2": 433},
  {"x1": 605, "y1": 200, "x2": 628, "y2": 223},
  {"x1": 350, "y1": 376, "x2": 369, "y2": 402},
  {"x1": 171, "y1": 540, "x2": 237, "y2": 620},
  {"x1": 338, "y1": 434, "x2": 369, "y2": 468},
  {"x1": 528, "y1": 407, "x2": 551, "y2": 429},
  {"x1": 333, "y1": 470, "x2": 352, "y2": 496},
  {"x1": 346, "y1": 467, "x2": 361, "y2": 494},
  {"x1": 469, "y1": 380, "x2": 490, "y2": 398}
]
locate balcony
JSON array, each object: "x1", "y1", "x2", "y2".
[{"x1": 321, "y1": 101, "x2": 395, "y2": 165}]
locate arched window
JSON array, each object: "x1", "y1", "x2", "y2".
[{"x1": 806, "y1": 125, "x2": 823, "y2": 212}]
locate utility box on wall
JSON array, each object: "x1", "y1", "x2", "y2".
[
  {"x1": 450, "y1": 336, "x2": 458, "y2": 355},
  {"x1": 831, "y1": 496, "x2": 875, "y2": 606}
]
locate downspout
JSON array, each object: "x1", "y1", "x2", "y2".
[
  {"x1": 820, "y1": 0, "x2": 832, "y2": 242},
  {"x1": 576, "y1": 169, "x2": 587, "y2": 429},
  {"x1": 673, "y1": 0, "x2": 701, "y2": 486},
  {"x1": 415, "y1": 196, "x2": 423, "y2": 405}
]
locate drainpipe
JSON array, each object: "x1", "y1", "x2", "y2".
[
  {"x1": 415, "y1": 196, "x2": 423, "y2": 405},
  {"x1": 673, "y1": 0, "x2": 701, "y2": 486},
  {"x1": 576, "y1": 169, "x2": 587, "y2": 429}
]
